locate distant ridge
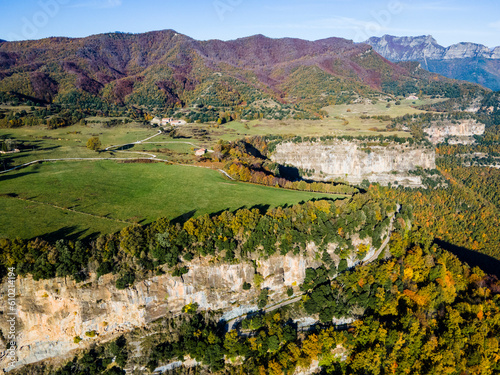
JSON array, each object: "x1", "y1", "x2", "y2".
[
  {"x1": 0, "y1": 30, "x2": 484, "y2": 110},
  {"x1": 366, "y1": 35, "x2": 500, "y2": 91}
]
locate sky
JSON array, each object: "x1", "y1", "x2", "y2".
[{"x1": 0, "y1": 0, "x2": 499, "y2": 48}]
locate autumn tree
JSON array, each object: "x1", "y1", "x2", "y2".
[{"x1": 86, "y1": 136, "x2": 101, "y2": 151}]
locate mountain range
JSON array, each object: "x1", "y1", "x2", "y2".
[
  {"x1": 366, "y1": 35, "x2": 500, "y2": 91},
  {"x1": 0, "y1": 30, "x2": 474, "y2": 114}
]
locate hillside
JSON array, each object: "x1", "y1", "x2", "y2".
[
  {"x1": 0, "y1": 30, "x2": 479, "y2": 117},
  {"x1": 366, "y1": 35, "x2": 500, "y2": 91},
  {"x1": 2, "y1": 29, "x2": 500, "y2": 375}
]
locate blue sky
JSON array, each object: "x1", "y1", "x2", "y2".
[{"x1": 0, "y1": 0, "x2": 499, "y2": 48}]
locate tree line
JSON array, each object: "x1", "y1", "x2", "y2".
[
  {"x1": 0, "y1": 191, "x2": 397, "y2": 290},
  {"x1": 12, "y1": 224, "x2": 500, "y2": 375}
]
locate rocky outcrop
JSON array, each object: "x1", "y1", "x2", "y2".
[
  {"x1": 443, "y1": 42, "x2": 493, "y2": 60},
  {"x1": 423, "y1": 119, "x2": 485, "y2": 145},
  {"x1": 271, "y1": 140, "x2": 435, "y2": 187},
  {"x1": 365, "y1": 35, "x2": 500, "y2": 90},
  {"x1": 366, "y1": 35, "x2": 500, "y2": 62},
  {"x1": 492, "y1": 47, "x2": 500, "y2": 59},
  {"x1": 0, "y1": 229, "x2": 398, "y2": 372},
  {"x1": 0, "y1": 253, "x2": 323, "y2": 370},
  {"x1": 365, "y1": 35, "x2": 445, "y2": 61}
]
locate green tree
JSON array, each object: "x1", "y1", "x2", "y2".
[{"x1": 258, "y1": 289, "x2": 269, "y2": 309}]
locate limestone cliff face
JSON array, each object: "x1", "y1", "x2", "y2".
[
  {"x1": 492, "y1": 47, "x2": 500, "y2": 59},
  {"x1": 271, "y1": 141, "x2": 435, "y2": 187},
  {"x1": 423, "y1": 119, "x2": 485, "y2": 145},
  {"x1": 366, "y1": 35, "x2": 445, "y2": 61},
  {"x1": 365, "y1": 35, "x2": 500, "y2": 91},
  {"x1": 0, "y1": 253, "x2": 321, "y2": 370},
  {"x1": 366, "y1": 35, "x2": 500, "y2": 61}
]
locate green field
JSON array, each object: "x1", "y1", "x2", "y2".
[
  {"x1": 0, "y1": 99, "x2": 440, "y2": 240},
  {"x1": 0, "y1": 122, "x2": 162, "y2": 167},
  {"x1": 212, "y1": 99, "x2": 444, "y2": 140},
  {"x1": 0, "y1": 161, "x2": 342, "y2": 240},
  {"x1": 1, "y1": 99, "x2": 444, "y2": 169}
]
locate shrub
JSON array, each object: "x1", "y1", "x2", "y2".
[
  {"x1": 86, "y1": 136, "x2": 101, "y2": 151},
  {"x1": 182, "y1": 302, "x2": 199, "y2": 314},
  {"x1": 115, "y1": 273, "x2": 135, "y2": 289},
  {"x1": 258, "y1": 289, "x2": 269, "y2": 309},
  {"x1": 85, "y1": 330, "x2": 97, "y2": 338},
  {"x1": 172, "y1": 266, "x2": 189, "y2": 277},
  {"x1": 253, "y1": 273, "x2": 264, "y2": 288}
]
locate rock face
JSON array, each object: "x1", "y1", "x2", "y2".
[
  {"x1": 443, "y1": 42, "x2": 493, "y2": 60},
  {"x1": 365, "y1": 35, "x2": 500, "y2": 91},
  {"x1": 0, "y1": 253, "x2": 322, "y2": 370},
  {"x1": 365, "y1": 35, "x2": 445, "y2": 61},
  {"x1": 423, "y1": 119, "x2": 485, "y2": 145},
  {"x1": 366, "y1": 35, "x2": 500, "y2": 62},
  {"x1": 271, "y1": 140, "x2": 435, "y2": 187},
  {"x1": 0, "y1": 231, "x2": 396, "y2": 371},
  {"x1": 492, "y1": 47, "x2": 500, "y2": 59}
]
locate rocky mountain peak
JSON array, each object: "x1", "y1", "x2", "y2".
[
  {"x1": 492, "y1": 46, "x2": 500, "y2": 59},
  {"x1": 365, "y1": 35, "x2": 445, "y2": 61},
  {"x1": 366, "y1": 34, "x2": 500, "y2": 61},
  {"x1": 364, "y1": 35, "x2": 500, "y2": 90},
  {"x1": 443, "y1": 42, "x2": 493, "y2": 60}
]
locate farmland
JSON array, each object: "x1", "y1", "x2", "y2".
[
  {"x1": 0, "y1": 161, "x2": 341, "y2": 240},
  {"x1": 0, "y1": 99, "x2": 436, "y2": 240}
]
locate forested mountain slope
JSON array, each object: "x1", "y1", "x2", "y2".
[{"x1": 0, "y1": 30, "x2": 483, "y2": 115}]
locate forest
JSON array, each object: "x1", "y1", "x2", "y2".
[
  {"x1": 0, "y1": 190, "x2": 398, "y2": 289},
  {"x1": 11, "y1": 224, "x2": 500, "y2": 375},
  {"x1": 1, "y1": 28, "x2": 500, "y2": 375}
]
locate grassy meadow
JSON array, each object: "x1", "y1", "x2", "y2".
[
  {"x1": 0, "y1": 161, "x2": 342, "y2": 240},
  {"x1": 0, "y1": 99, "x2": 438, "y2": 240},
  {"x1": 213, "y1": 99, "x2": 445, "y2": 140}
]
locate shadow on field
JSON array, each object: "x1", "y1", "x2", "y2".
[
  {"x1": 435, "y1": 239, "x2": 500, "y2": 278},
  {"x1": 82, "y1": 231, "x2": 100, "y2": 242},
  {"x1": 39, "y1": 226, "x2": 89, "y2": 243},
  {"x1": 249, "y1": 204, "x2": 271, "y2": 214},
  {"x1": 171, "y1": 210, "x2": 197, "y2": 225},
  {"x1": 0, "y1": 171, "x2": 38, "y2": 181},
  {"x1": 115, "y1": 144, "x2": 135, "y2": 151},
  {"x1": 25, "y1": 140, "x2": 61, "y2": 152}
]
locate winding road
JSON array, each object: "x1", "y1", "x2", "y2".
[
  {"x1": 225, "y1": 210, "x2": 398, "y2": 331},
  {"x1": 0, "y1": 130, "x2": 225, "y2": 177}
]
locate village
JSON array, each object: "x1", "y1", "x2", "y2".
[{"x1": 150, "y1": 117, "x2": 187, "y2": 127}]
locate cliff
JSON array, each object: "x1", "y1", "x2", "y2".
[
  {"x1": 366, "y1": 35, "x2": 500, "y2": 90},
  {"x1": 0, "y1": 253, "x2": 320, "y2": 370},
  {"x1": 0, "y1": 227, "x2": 398, "y2": 372},
  {"x1": 423, "y1": 119, "x2": 485, "y2": 145},
  {"x1": 271, "y1": 140, "x2": 436, "y2": 187}
]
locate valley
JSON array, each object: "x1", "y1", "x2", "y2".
[{"x1": 0, "y1": 27, "x2": 499, "y2": 375}]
